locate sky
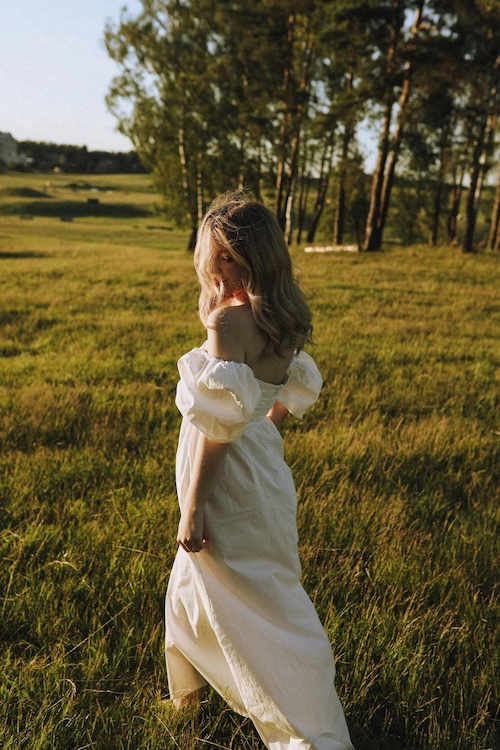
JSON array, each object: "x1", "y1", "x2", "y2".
[{"x1": 1, "y1": 1, "x2": 143, "y2": 152}]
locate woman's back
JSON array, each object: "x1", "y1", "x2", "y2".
[{"x1": 206, "y1": 302, "x2": 293, "y2": 386}]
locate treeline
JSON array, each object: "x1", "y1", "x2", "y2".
[
  {"x1": 17, "y1": 141, "x2": 146, "y2": 175},
  {"x1": 105, "y1": 0, "x2": 500, "y2": 252}
]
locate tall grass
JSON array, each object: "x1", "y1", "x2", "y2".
[{"x1": 0, "y1": 188, "x2": 498, "y2": 749}]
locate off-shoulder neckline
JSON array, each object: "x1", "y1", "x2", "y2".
[{"x1": 199, "y1": 346, "x2": 290, "y2": 388}]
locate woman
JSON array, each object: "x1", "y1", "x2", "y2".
[{"x1": 165, "y1": 194, "x2": 354, "y2": 750}]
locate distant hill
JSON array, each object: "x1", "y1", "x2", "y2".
[{"x1": 16, "y1": 140, "x2": 147, "y2": 174}]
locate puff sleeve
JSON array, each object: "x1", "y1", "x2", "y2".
[
  {"x1": 175, "y1": 348, "x2": 262, "y2": 443},
  {"x1": 277, "y1": 350, "x2": 323, "y2": 418}
]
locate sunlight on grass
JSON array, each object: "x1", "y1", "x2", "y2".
[{"x1": 0, "y1": 197, "x2": 498, "y2": 749}]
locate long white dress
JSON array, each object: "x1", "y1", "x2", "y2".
[{"x1": 165, "y1": 347, "x2": 354, "y2": 750}]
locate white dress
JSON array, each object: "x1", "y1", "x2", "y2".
[{"x1": 165, "y1": 347, "x2": 354, "y2": 750}]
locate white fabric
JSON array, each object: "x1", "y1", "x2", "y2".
[{"x1": 166, "y1": 347, "x2": 354, "y2": 750}]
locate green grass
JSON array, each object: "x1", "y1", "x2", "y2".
[{"x1": 0, "y1": 175, "x2": 499, "y2": 749}]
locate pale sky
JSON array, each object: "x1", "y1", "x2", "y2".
[{"x1": 1, "y1": 0, "x2": 142, "y2": 152}]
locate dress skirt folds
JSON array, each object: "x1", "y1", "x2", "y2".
[{"x1": 165, "y1": 347, "x2": 354, "y2": 750}]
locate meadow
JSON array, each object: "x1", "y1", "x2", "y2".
[{"x1": 0, "y1": 173, "x2": 498, "y2": 749}]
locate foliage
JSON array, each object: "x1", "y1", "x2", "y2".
[
  {"x1": 103, "y1": 0, "x2": 499, "y2": 252},
  {"x1": 17, "y1": 141, "x2": 145, "y2": 174},
  {"x1": 0, "y1": 180, "x2": 498, "y2": 748}
]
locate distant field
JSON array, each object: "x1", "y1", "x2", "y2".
[
  {"x1": 0, "y1": 174, "x2": 499, "y2": 749},
  {"x1": 0, "y1": 171, "x2": 160, "y2": 220}
]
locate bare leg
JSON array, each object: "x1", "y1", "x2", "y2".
[{"x1": 172, "y1": 686, "x2": 205, "y2": 712}]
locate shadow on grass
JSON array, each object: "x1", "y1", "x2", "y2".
[
  {"x1": 4, "y1": 188, "x2": 52, "y2": 199},
  {"x1": 0, "y1": 251, "x2": 48, "y2": 260},
  {"x1": 1, "y1": 201, "x2": 152, "y2": 219}
]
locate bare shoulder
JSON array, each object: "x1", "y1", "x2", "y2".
[
  {"x1": 206, "y1": 304, "x2": 252, "y2": 362},
  {"x1": 207, "y1": 303, "x2": 248, "y2": 328},
  {"x1": 208, "y1": 303, "x2": 257, "y2": 334}
]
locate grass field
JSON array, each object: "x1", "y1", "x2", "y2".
[{"x1": 0, "y1": 173, "x2": 499, "y2": 749}]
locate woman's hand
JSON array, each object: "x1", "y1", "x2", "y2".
[
  {"x1": 177, "y1": 506, "x2": 206, "y2": 553},
  {"x1": 176, "y1": 432, "x2": 228, "y2": 554},
  {"x1": 267, "y1": 401, "x2": 289, "y2": 432}
]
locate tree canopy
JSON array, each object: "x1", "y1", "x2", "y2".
[{"x1": 105, "y1": 0, "x2": 499, "y2": 251}]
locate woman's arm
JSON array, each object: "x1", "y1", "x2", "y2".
[
  {"x1": 177, "y1": 434, "x2": 229, "y2": 553},
  {"x1": 177, "y1": 315, "x2": 243, "y2": 553},
  {"x1": 267, "y1": 401, "x2": 289, "y2": 432}
]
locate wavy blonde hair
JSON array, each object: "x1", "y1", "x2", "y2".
[{"x1": 194, "y1": 193, "x2": 313, "y2": 356}]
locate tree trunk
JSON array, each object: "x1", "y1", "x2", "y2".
[
  {"x1": 306, "y1": 137, "x2": 335, "y2": 243},
  {"x1": 282, "y1": 135, "x2": 297, "y2": 244},
  {"x1": 281, "y1": 28, "x2": 315, "y2": 243},
  {"x1": 363, "y1": 100, "x2": 393, "y2": 251},
  {"x1": 274, "y1": 13, "x2": 295, "y2": 222},
  {"x1": 187, "y1": 226, "x2": 197, "y2": 251},
  {"x1": 487, "y1": 177, "x2": 500, "y2": 250},
  {"x1": 430, "y1": 120, "x2": 451, "y2": 246},
  {"x1": 447, "y1": 167, "x2": 464, "y2": 245},
  {"x1": 295, "y1": 142, "x2": 310, "y2": 244},
  {"x1": 178, "y1": 121, "x2": 190, "y2": 208},
  {"x1": 463, "y1": 56, "x2": 499, "y2": 253},
  {"x1": 178, "y1": 121, "x2": 198, "y2": 252},
  {"x1": 254, "y1": 140, "x2": 263, "y2": 202},
  {"x1": 351, "y1": 206, "x2": 363, "y2": 250},
  {"x1": 363, "y1": 0, "x2": 403, "y2": 251},
  {"x1": 296, "y1": 179, "x2": 311, "y2": 245},
  {"x1": 333, "y1": 74, "x2": 353, "y2": 246},
  {"x1": 430, "y1": 170, "x2": 444, "y2": 247},
  {"x1": 281, "y1": 133, "x2": 301, "y2": 243},
  {"x1": 378, "y1": 1, "x2": 424, "y2": 246},
  {"x1": 378, "y1": 72, "x2": 411, "y2": 236},
  {"x1": 333, "y1": 182, "x2": 346, "y2": 246},
  {"x1": 284, "y1": 177, "x2": 296, "y2": 245},
  {"x1": 462, "y1": 184, "x2": 478, "y2": 253}
]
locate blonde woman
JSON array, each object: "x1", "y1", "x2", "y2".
[{"x1": 165, "y1": 194, "x2": 354, "y2": 750}]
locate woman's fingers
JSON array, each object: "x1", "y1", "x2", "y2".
[
  {"x1": 177, "y1": 510, "x2": 206, "y2": 553},
  {"x1": 178, "y1": 537, "x2": 205, "y2": 553}
]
